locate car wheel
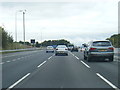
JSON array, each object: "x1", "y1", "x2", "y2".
[
  {"x1": 87, "y1": 56, "x2": 92, "y2": 62},
  {"x1": 55, "y1": 53, "x2": 57, "y2": 56},
  {"x1": 109, "y1": 56, "x2": 114, "y2": 62},
  {"x1": 66, "y1": 54, "x2": 68, "y2": 56},
  {"x1": 46, "y1": 51, "x2": 48, "y2": 53}
]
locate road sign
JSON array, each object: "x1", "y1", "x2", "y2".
[{"x1": 31, "y1": 39, "x2": 35, "y2": 43}]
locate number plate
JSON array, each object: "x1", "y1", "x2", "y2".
[{"x1": 98, "y1": 50, "x2": 107, "y2": 51}]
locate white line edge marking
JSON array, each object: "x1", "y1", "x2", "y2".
[
  {"x1": 7, "y1": 73, "x2": 30, "y2": 89},
  {"x1": 75, "y1": 56, "x2": 79, "y2": 60},
  {"x1": 37, "y1": 61, "x2": 46, "y2": 68},
  {"x1": 81, "y1": 60, "x2": 90, "y2": 68},
  {"x1": 96, "y1": 73, "x2": 118, "y2": 89}
]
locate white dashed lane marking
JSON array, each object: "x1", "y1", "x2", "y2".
[
  {"x1": 74, "y1": 56, "x2": 79, "y2": 60},
  {"x1": 37, "y1": 61, "x2": 46, "y2": 68},
  {"x1": 7, "y1": 73, "x2": 31, "y2": 89},
  {"x1": 6, "y1": 61, "x2": 10, "y2": 63},
  {"x1": 12, "y1": 59, "x2": 16, "y2": 61},
  {"x1": 96, "y1": 73, "x2": 119, "y2": 89},
  {"x1": 81, "y1": 60, "x2": 90, "y2": 68}
]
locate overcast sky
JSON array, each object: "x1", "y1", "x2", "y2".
[{"x1": 0, "y1": 0, "x2": 119, "y2": 45}]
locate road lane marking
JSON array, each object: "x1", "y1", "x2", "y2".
[
  {"x1": 7, "y1": 73, "x2": 31, "y2": 90},
  {"x1": 21, "y1": 57, "x2": 24, "y2": 58},
  {"x1": 75, "y1": 56, "x2": 79, "y2": 60},
  {"x1": 81, "y1": 60, "x2": 90, "y2": 68},
  {"x1": 96, "y1": 73, "x2": 118, "y2": 89},
  {"x1": 12, "y1": 59, "x2": 16, "y2": 61},
  {"x1": 3, "y1": 55, "x2": 15, "y2": 58},
  {"x1": 17, "y1": 58, "x2": 21, "y2": 60},
  {"x1": 48, "y1": 54, "x2": 54, "y2": 60},
  {"x1": 6, "y1": 61, "x2": 10, "y2": 63},
  {"x1": 48, "y1": 56, "x2": 53, "y2": 60},
  {"x1": 69, "y1": 52, "x2": 74, "y2": 56},
  {"x1": 37, "y1": 61, "x2": 46, "y2": 68},
  {"x1": 0, "y1": 62, "x2": 4, "y2": 64}
]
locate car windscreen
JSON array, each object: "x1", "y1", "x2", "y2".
[
  {"x1": 93, "y1": 41, "x2": 111, "y2": 46},
  {"x1": 47, "y1": 46, "x2": 53, "y2": 48}
]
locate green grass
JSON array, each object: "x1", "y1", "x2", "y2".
[{"x1": 1, "y1": 49, "x2": 41, "y2": 54}]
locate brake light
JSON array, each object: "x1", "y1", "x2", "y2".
[
  {"x1": 108, "y1": 47, "x2": 114, "y2": 50},
  {"x1": 90, "y1": 48, "x2": 96, "y2": 50}
]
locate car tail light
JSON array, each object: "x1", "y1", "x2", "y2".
[
  {"x1": 90, "y1": 48, "x2": 96, "y2": 50},
  {"x1": 108, "y1": 47, "x2": 114, "y2": 50}
]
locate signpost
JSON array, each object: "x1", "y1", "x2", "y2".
[{"x1": 31, "y1": 39, "x2": 35, "y2": 47}]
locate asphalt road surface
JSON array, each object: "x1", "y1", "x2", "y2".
[{"x1": 1, "y1": 50, "x2": 119, "y2": 89}]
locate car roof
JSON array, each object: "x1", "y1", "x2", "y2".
[{"x1": 90, "y1": 40, "x2": 110, "y2": 43}]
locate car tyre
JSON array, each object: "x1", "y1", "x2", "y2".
[
  {"x1": 109, "y1": 56, "x2": 114, "y2": 62},
  {"x1": 55, "y1": 53, "x2": 58, "y2": 56},
  {"x1": 84, "y1": 55, "x2": 87, "y2": 60},
  {"x1": 87, "y1": 56, "x2": 92, "y2": 62}
]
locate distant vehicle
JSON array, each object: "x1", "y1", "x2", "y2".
[
  {"x1": 46, "y1": 46, "x2": 54, "y2": 53},
  {"x1": 52, "y1": 45, "x2": 57, "y2": 49},
  {"x1": 67, "y1": 45, "x2": 74, "y2": 51},
  {"x1": 80, "y1": 44, "x2": 87, "y2": 52},
  {"x1": 55, "y1": 45, "x2": 68, "y2": 56},
  {"x1": 68, "y1": 46, "x2": 73, "y2": 51},
  {"x1": 71, "y1": 46, "x2": 78, "y2": 52},
  {"x1": 84, "y1": 40, "x2": 114, "y2": 62}
]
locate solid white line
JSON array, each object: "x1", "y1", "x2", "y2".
[
  {"x1": 37, "y1": 61, "x2": 46, "y2": 68},
  {"x1": 81, "y1": 60, "x2": 90, "y2": 68},
  {"x1": 96, "y1": 73, "x2": 118, "y2": 89},
  {"x1": 7, "y1": 73, "x2": 30, "y2": 89},
  {"x1": 75, "y1": 56, "x2": 79, "y2": 60}
]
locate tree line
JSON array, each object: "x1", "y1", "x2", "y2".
[
  {"x1": 0, "y1": 26, "x2": 72, "y2": 49},
  {"x1": 35, "y1": 39, "x2": 72, "y2": 47},
  {"x1": 106, "y1": 34, "x2": 120, "y2": 48},
  {"x1": 0, "y1": 26, "x2": 13, "y2": 49},
  {"x1": 1, "y1": 26, "x2": 119, "y2": 49}
]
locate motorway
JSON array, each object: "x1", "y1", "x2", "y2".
[{"x1": 1, "y1": 49, "x2": 119, "y2": 89}]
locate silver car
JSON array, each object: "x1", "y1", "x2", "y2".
[
  {"x1": 55, "y1": 45, "x2": 68, "y2": 56},
  {"x1": 84, "y1": 40, "x2": 114, "y2": 62},
  {"x1": 46, "y1": 46, "x2": 54, "y2": 53}
]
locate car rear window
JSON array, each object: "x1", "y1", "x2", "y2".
[{"x1": 93, "y1": 41, "x2": 111, "y2": 46}]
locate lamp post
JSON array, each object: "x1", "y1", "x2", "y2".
[
  {"x1": 19, "y1": 10, "x2": 26, "y2": 48},
  {"x1": 15, "y1": 11, "x2": 17, "y2": 43}
]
